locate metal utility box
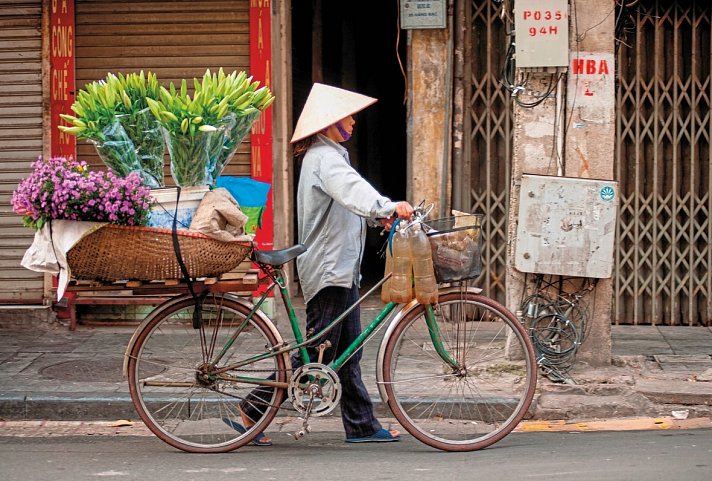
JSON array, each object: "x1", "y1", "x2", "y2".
[
  {"x1": 399, "y1": 1, "x2": 447, "y2": 29},
  {"x1": 515, "y1": 174, "x2": 618, "y2": 278},
  {"x1": 514, "y1": 0, "x2": 569, "y2": 68}
]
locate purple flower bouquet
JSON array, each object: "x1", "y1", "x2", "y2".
[{"x1": 11, "y1": 156, "x2": 153, "y2": 230}]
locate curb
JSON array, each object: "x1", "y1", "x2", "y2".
[
  {"x1": 2, "y1": 390, "x2": 712, "y2": 430},
  {"x1": 517, "y1": 416, "x2": 712, "y2": 432},
  {"x1": 0, "y1": 393, "x2": 395, "y2": 422},
  {"x1": 0, "y1": 393, "x2": 137, "y2": 421}
]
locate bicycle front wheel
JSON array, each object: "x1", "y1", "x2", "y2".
[
  {"x1": 380, "y1": 290, "x2": 537, "y2": 451},
  {"x1": 126, "y1": 294, "x2": 288, "y2": 453}
]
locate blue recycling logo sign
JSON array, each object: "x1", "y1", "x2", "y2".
[{"x1": 600, "y1": 186, "x2": 615, "y2": 202}]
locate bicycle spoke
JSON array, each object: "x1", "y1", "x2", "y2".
[
  {"x1": 127, "y1": 294, "x2": 287, "y2": 453},
  {"x1": 381, "y1": 291, "x2": 536, "y2": 451}
]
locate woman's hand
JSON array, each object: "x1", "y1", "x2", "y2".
[
  {"x1": 379, "y1": 202, "x2": 414, "y2": 231},
  {"x1": 394, "y1": 201, "x2": 414, "y2": 220}
]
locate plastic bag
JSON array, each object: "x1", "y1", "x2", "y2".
[
  {"x1": 117, "y1": 108, "x2": 165, "y2": 187},
  {"x1": 209, "y1": 110, "x2": 261, "y2": 182},
  {"x1": 189, "y1": 188, "x2": 252, "y2": 242},
  {"x1": 215, "y1": 176, "x2": 271, "y2": 234},
  {"x1": 91, "y1": 119, "x2": 144, "y2": 180},
  {"x1": 163, "y1": 127, "x2": 216, "y2": 187}
]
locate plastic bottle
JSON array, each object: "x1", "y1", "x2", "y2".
[
  {"x1": 410, "y1": 224, "x2": 438, "y2": 305},
  {"x1": 381, "y1": 242, "x2": 394, "y2": 303},
  {"x1": 389, "y1": 226, "x2": 413, "y2": 303}
]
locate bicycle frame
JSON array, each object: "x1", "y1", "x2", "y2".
[{"x1": 211, "y1": 263, "x2": 459, "y2": 387}]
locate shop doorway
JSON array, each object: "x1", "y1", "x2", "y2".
[{"x1": 292, "y1": 1, "x2": 408, "y2": 286}]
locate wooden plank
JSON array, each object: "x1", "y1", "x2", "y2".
[
  {"x1": 75, "y1": 33, "x2": 249, "y2": 48},
  {"x1": 76, "y1": 11, "x2": 247, "y2": 25},
  {"x1": 0, "y1": 18, "x2": 39, "y2": 28},
  {"x1": 0, "y1": 105, "x2": 42, "y2": 116},
  {"x1": 76, "y1": 67, "x2": 250, "y2": 84},
  {"x1": 76, "y1": 24, "x2": 246, "y2": 36},
  {"x1": 0, "y1": 27, "x2": 43, "y2": 39},
  {"x1": 0, "y1": 51, "x2": 41, "y2": 61},
  {"x1": 76, "y1": 45, "x2": 249, "y2": 58},
  {"x1": 77, "y1": 55, "x2": 247, "y2": 69},
  {"x1": 0, "y1": 39, "x2": 41, "y2": 50},
  {"x1": 74, "y1": 1, "x2": 248, "y2": 14},
  {"x1": 0, "y1": 126, "x2": 41, "y2": 137}
]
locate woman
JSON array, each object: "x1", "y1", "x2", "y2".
[{"x1": 238, "y1": 83, "x2": 413, "y2": 445}]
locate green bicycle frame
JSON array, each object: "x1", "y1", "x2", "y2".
[{"x1": 212, "y1": 265, "x2": 460, "y2": 383}]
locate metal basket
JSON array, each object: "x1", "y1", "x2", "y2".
[{"x1": 423, "y1": 214, "x2": 483, "y2": 283}]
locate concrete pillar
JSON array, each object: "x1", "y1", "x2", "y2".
[
  {"x1": 507, "y1": 0, "x2": 616, "y2": 366},
  {"x1": 408, "y1": 28, "x2": 451, "y2": 215}
]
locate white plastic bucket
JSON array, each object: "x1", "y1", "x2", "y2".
[{"x1": 148, "y1": 185, "x2": 209, "y2": 229}]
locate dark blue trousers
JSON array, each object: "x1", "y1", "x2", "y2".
[{"x1": 240, "y1": 284, "x2": 382, "y2": 438}]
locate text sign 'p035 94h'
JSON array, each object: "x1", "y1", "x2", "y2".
[{"x1": 514, "y1": 0, "x2": 569, "y2": 68}]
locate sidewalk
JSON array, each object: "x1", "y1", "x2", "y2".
[{"x1": 1, "y1": 299, "x2": 711, "y2": 424}]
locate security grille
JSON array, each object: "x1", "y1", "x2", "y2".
[
  {"x1": 460, "y1": 0, "x2": 513, "y2": 304},
  {"x1": 0, "y1": 0, "x2": 44, "y2": 302},
  {"x1": 615, "y1": 0, "x2": 712, "y2": 325}
]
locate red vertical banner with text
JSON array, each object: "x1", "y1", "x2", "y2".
[
  {"x1": 250, "y1": 1, "x2": 273, "y2": 251},
  {"x1": 50, "y1": 0, "x2": 76, "y2": 160}
]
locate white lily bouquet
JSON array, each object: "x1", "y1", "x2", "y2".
[
  {"x1": 58, "y1": 68, "x2": 274, "y2": 188},
  {"x1": 147, "y1": 68, "x2": 274, "y2": 187},
  {"x1": 59, "y1": 71, "x2": 165, "y2": 188}
]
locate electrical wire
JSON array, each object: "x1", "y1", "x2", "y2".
[
  {"x1": 499, "y1": 29, "x2": 563, "y2": 109},
  {"x1": 395, "y1": 0, "x2": 407, "y2": 105},
  {"x1": 520, "y1": 274, "x2": 596, "y2": 382}
]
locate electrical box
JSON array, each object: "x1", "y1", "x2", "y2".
[
  {"x1": 514, "y1": 0, "x2": 569, "y2": 68},
  {"x1": 514, "y1": 174, "x2": 618, "y2": 278}
]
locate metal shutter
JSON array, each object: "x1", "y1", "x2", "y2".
[
  {"x1": 0, "y1": 0, "x2": 44, "y2": 303},
  {"x1": 75, "y1": 0, "x2": 252, "y2": 178}
]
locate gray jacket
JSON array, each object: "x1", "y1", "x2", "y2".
[{"x1": 296, "y1": 134, "x2": 397, "y2": 303}]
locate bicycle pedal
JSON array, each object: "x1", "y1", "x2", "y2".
[{"x1": 293, "y1": 422, "x2": 312, "y2": 440}]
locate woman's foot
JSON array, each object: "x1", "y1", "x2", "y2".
[
  {"x1": 345, "y1": 428, "x2": 401, "y2": 443},
  {"x1": 221, "y1": 411, "x2": 272, "y2": 446},
  {"x1": 240, "y1": 410, "x2": 272, "y2": 445}
]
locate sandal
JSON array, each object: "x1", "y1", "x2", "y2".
[
  {"x1": 222, "y1": 417, "x2": 272, "y2": 446},
  {"x1": 345, "y1": 428, "x2": 401, "y2": 443}
]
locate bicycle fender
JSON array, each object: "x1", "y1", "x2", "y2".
[
  {"x1": 375, "y1": 286, "x2": 482, "y2": 404},
  {"x1": 122, "y1": 293, "x2": 288, "y2": 378}
]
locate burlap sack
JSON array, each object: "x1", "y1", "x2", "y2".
[{"x1": 189, "y1": 188, "x2": 252, "y2": 242}]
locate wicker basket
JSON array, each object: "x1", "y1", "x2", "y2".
[
  {"x1": 424, "y1": 215, "x2": 483, "y2": 283},
  {"x1": 66, "y1": 224, "x2": 253, "y2": 281}
]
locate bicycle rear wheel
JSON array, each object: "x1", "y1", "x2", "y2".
[
  {"x1": 380, "y1": 290, "x2": 536, "y2": 451},
  {"x1": 126, "y1": 294, "x2": 287, "y2": 453}
]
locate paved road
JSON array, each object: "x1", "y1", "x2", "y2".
[{"x1": 1, "y1": 422, "x2": 710, "y2": 481}]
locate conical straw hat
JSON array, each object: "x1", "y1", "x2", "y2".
[{"x1": 290, "y1": 83, "x2": 377, "y2": 143}]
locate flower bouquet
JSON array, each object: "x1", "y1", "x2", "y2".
[
  {"x1": 59, "y1": 72, "x2": 165, "y2": 187},
  {"x1": 11, "y1": 156, "x2": 152, "y2": 230},
  {"x1": 146, "y1": 68, "x2": 273, "y2": 187}
]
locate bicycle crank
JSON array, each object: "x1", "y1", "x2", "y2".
[{"x1": 287, "y1": 363, "x2": 342, "y2": 418}]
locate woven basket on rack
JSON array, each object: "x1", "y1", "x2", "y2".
[{"x1": 66, "y1": 224, "x2": 253, "y2": 281}]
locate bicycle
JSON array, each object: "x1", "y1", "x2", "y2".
[{"x1": 122, "y1": 210, "x2": 537, "y2": 453}]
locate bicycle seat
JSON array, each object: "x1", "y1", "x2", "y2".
[{"x1": 253, "y1": 244, "x2": 307, "y2": 266}]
